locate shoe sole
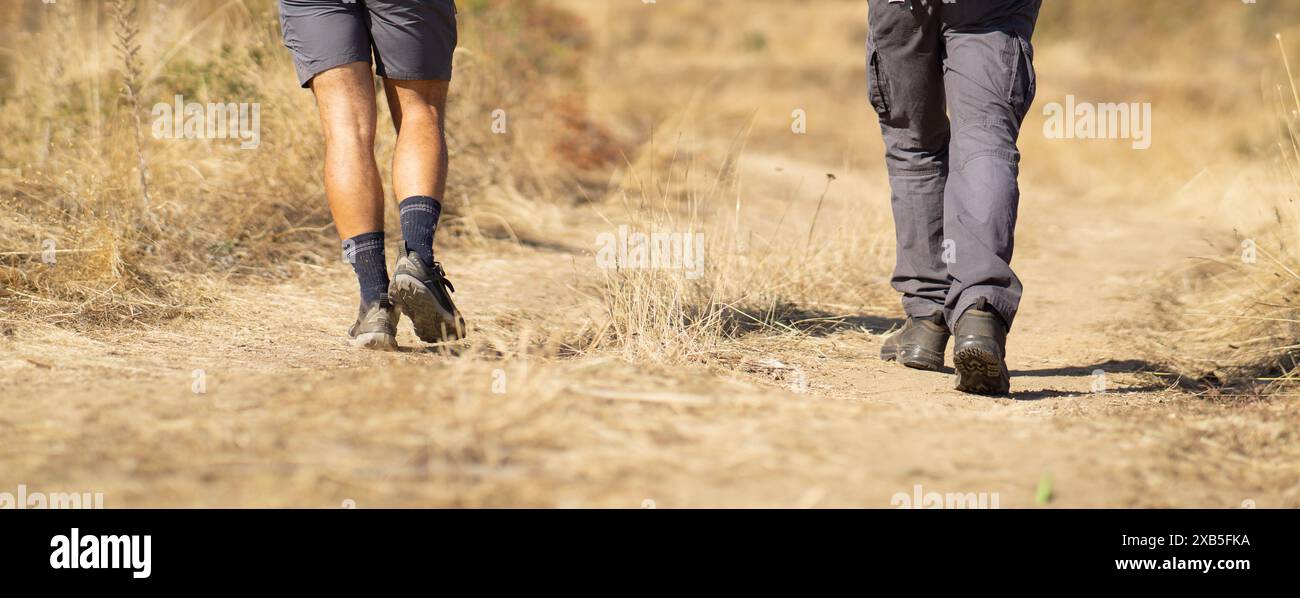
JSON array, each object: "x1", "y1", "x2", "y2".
[
  {"x1": 953, "y1": 346, "x2": 1009, "y2": 395},
  {"x1": 392, "y1": 273, "x2": 465, "y2": 343},
  {"x1": 881, "y1": 344, "x2": 945, "y2": 372},
  {"x1": 349, "y1": 332, "x2": 399, "y2": 352}
]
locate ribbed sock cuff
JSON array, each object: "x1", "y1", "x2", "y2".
[
  {"x1": 344, "y1": 231, "x2": 389, "y2": 305},
  {"x1": 399, "y1": 196, "x2": 442, "y2": 268}
]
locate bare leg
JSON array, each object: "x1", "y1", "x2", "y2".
[
  {"x1": 382, "y1": 79, "x2": 449, "y2": 202},
  {"x1": 311, "y1": 62, "x2": 385, "y2": 240},
  {"x1": 311, "y1": 63, "x2": 398, "y2": 350},
  {"x1": 381, "y1": 78, "x2": 465, "y2": 342}
]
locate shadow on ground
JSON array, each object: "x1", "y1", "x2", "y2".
[
  {"x1": 723, "y1": 303, "x2": 905, "y2": 337},
  {"x1": 1011, "y1": 359, "x2": 1168, "y2": 378}
]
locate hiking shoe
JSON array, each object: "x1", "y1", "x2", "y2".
[
  {"x1": 952, "y1": 298, "x2": 1010, "y2": 396},
  {"x1": 348, "y1": 294, "x2": 399, "y2": 351},
  {"x1": 391, "y1": 251, "x2": 466, "y2": 343},
  {"x1": 880, "y1": 312, "x2": 949, "y2": 372}
]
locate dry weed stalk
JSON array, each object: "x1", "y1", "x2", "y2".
[{"x1": 110, "y1": 0, "x2": 153, "y2": 215}]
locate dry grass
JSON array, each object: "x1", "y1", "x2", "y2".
[
  {"x1": 1145, "y1": 37, "x2": 1300, "y2": 391},
  {"x1": 0, "y1": 0, "x2": 618, "y2": 327},
  {"x1": 0, "y1": 0, "x2": 1294, "y2": 406},
  {"x1": 568, "y1": 104, "x2": 894, "y2": 366},
  {"x1": 5, "y1": 0, "x2": 1298, "y2": 383},
  {"x1": 0, "y1": 0, "x2": 898, "y2": 384}
]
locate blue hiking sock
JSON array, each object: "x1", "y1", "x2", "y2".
[
  {"x1": 344, "y1": 231, "x2": 389, "y2": 305},
  {"x1": 399, "y1": 195, "x2": 442, "y2": 268}
]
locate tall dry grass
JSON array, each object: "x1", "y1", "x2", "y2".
[
  {"x1": 1148, "y1": 36, "x2": 1300, "y2": 390},
  {"x1": 575, "y1": 113, "x2": 893, "y2": 366},
  {"x1": 0, "y1": 0, "x2": 617, "y2": 327}
]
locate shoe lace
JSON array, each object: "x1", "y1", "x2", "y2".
[{"x1": 431, "y1": 261, "x2": 456, "y2": 294}]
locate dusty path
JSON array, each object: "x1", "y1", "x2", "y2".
[{"x1": 3, "y1": 151, "x2": 1297, "y2": 508}]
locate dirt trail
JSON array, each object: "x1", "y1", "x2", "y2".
[{"x1": 3, "y1": 151, "x2": 1297, "y2": 508}]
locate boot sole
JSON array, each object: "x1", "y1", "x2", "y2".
[
  {"x1": 953, "y1": 346, "x2": 1010, "y2": 396},
  {"x1": 881, "y1": 344, "x2": 945, "y2": 372},
  {"x1": 349, "y1": 332, "x2": 399, "y2": 352},
  {"x1": 393, "y1": 273, "x2": 466, "y2": 343}
]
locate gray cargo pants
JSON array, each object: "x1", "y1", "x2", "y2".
[{"x1": 867, "y1": 0, "x2": 1041, "y2": 330}]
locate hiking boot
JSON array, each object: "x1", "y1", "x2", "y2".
[
  {"x1": 391, "y1": 251, "x2": 466, "y2": 343},
  {"x1": 952, "y1": 298, "x2": 1010, "y2": 396},
  {"x1": 880, "y1": 312, "x2": 949, "y2": 372},
  {"x1": 348, "y1": 294, "x2": 399, "y2": 351}
]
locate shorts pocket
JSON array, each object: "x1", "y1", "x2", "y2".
[
  {"x1": 868, "y1": 46, "x2": 891, "y2": 117},
  {"x1": 1008, "y1": 35, "x2": 1036, "y2": 120}
]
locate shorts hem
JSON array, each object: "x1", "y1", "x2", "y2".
[
  {"x1": 377, "y1": 68, "x2": 453, "y2": 83},
  {"x1": 298, "y1": 54, "x2": 373, "y2": 89}
]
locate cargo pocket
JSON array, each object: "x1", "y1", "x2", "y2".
[
  {"x1": 868, "y1": 46, "x2": 891, "y2": 117},
  {"x1": 1008, "y1": 35, "x2": 1036, "y2": 121}
]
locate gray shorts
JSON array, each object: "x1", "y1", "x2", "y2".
[{"x1": 279, "y1": 0, "x2": 458, "y2": 89}]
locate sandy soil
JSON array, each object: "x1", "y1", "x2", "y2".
[{"x1": 3, "y1": 150, "x2": 1297, "y2": 509}]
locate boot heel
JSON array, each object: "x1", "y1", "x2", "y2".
[{"x1": 898, "y1": 345, "x2": 945, "y2": 372}]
